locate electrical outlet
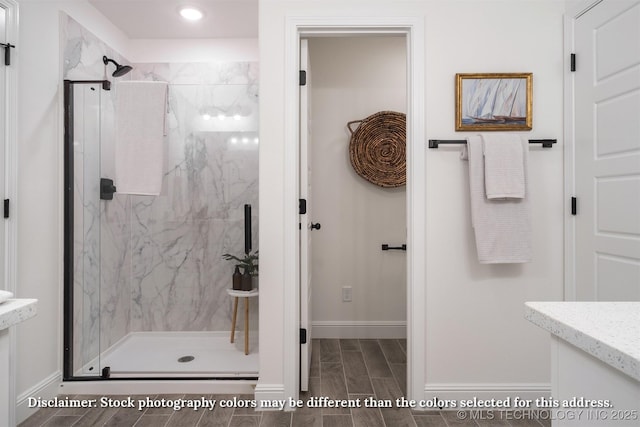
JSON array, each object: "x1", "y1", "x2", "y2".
[{"x1": 342, "y1": 286, "x2": 352, "y2": 302}]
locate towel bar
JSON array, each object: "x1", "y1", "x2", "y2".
[{"x1": 428, "y1": 139, "x2": 556, "y2": 149}]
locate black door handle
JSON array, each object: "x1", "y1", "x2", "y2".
[{"x1": 310, "y1": 222, "x2": 321, "y2": 230}]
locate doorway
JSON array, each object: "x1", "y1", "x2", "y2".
[
  {"x1": 303, "y1": 35, "x2": 409, "y2": 400},
  {"x1": 306, "y1": 36, "x2": 408, "y2": 339},
  {"x1": 286, "y1": 18, "x2": 426, "y2": 403}
]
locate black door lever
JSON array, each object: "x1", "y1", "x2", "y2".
[{"x1": 310, "y1": 222, "x2": 321, "y2": 230}]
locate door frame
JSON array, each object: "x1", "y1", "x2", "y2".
[
  {"x1": 563, "y1": 0, "x2": 603, "y2": 301},
  {"x1": 283, "y1": 16, "x2": 426, "y2": 401},
  {"x1": 1, "y1": 1, "x2": 19, "y2": 426},
  {"x1": 0, "y1": 0, "x2": 17, "y2": 295}
]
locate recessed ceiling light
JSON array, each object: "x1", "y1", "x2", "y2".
[{"x1": 179, "y1": 7, "x2": 204, "y2": 21}]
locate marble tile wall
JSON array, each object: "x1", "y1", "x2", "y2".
[
  {"x1": 129, "y1": 64, "x2": 259, "y2": 332},
  {"x1": 63, "y1": 15, "x2": 259, "y2": 373}
]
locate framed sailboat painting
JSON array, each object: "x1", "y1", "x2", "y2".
[{"x1": 455, "y1": 73, "x2": 532, "y2": 131}]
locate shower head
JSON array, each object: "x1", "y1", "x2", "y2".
[
  {"x1": 103, "y1": 56, "x2": 133, "y2": 77},
  {"x1": 112, "y1": 64, "x2": 133, "y2": 77}
]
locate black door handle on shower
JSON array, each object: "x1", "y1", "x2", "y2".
[
  {"x1": 100, "y1": 178, "x2": 117, "y2": 200},
  {"x1": 310, "y1": 222, "x2": 321, "y2": 230}
]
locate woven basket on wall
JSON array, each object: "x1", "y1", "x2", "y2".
[{"x1": 347, "y1": 111, "x2": 406, "y2": 188}]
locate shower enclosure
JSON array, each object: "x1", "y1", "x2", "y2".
[{"x1": 63, "y1": 74, "x2": 259, "y2": 381}]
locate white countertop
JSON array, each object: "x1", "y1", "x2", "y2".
[
  {"x1": 0, "y1": 299, "x2": 38, "y2": 331},
  {"x1": 525, "y1": 302, "x2": 640, "y2": 382}
]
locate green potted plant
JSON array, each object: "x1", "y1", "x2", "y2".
[{"x1": 223, "y1": 250, "x2": 258, "y2": 291}]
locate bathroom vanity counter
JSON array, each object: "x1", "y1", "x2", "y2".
[
  {"x1": 525, "y1": 302, "x2": 639, "y2": 381},
  {"x1": 1, "y1": 298, "x2": 38, "y2": 427},
  {"x1": 525, "y1": 302, "x2": 640, "y2": 426},
  {"x1": 0, "y1": 298, "x2": 38, "y2": 331}
]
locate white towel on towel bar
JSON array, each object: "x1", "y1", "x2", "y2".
[
  {"x1": 115, "y1": 80, "x2": 168, "y2": 196},
  {"x1": 482, "y1": 134, "x2": 525, "y2": 199},
  {"x1": 462, "y1": 135, "x2": 532, "y2": 264}
]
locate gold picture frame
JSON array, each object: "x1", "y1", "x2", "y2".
[{"x1": 455, "y1": 73, "x2": 532, "y2": 131}]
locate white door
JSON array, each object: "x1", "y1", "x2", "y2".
[
  {"x1": 574, "y1": 0, "x2": 640, "y2": 300},
  {"x1": 299, "y1": 38, "x2": 313, "y2": 391}
]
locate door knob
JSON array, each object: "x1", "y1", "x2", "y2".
[{"x1": 310, "y1": 222, "x2": 321, "y2": 230}]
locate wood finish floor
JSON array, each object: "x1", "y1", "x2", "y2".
[{"x1": 19, "y1": 339, "x2": 551, "y2": 427}]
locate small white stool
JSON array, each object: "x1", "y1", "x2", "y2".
[{"x1": 226, "y1": 288, "x2": 259, "y2": 355}]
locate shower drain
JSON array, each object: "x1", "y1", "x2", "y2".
[{"x1": 178, "y1": 355, "x2": 195, "y2": 363}]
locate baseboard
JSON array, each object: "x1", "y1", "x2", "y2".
[
  {"x1": 312, "y1": 321, "x2": 406, "y2": 339},
  {"x1": 422, "y1": 382, "x2": 552, "y2": 410},
  {"x1": 254, "y1": 383, "x2": 286, "y2": 409},
  {"x1": 16, "y1": 371, "x2": 62, "y2": 424}
]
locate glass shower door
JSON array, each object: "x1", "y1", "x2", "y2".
[{"x1": 69, "y1": 82, "x2": 103, "y2": 377}]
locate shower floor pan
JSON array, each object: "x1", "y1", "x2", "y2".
[{"x1": 100, "y1": 332, "x2": 258, "y2": 378}]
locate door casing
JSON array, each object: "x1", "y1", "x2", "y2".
[
  {"x1": 0, "y1": 0, "x2": 17, "y2": 295},
  {"x1": 564, "y1": 0, "x2": 595, "y2": 300},
  {"x1": 1, "y1": 1, "x2": 20, "y2": 426},
  {"x1": 282, "y1": 16, "x2": 426, "y2": 403}
]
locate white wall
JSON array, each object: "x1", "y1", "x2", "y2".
[
  {"x1": 308, "y1": 37, "x2": 407, "y2": 336},
  {"x1": 129, "y1": 38, "x2": 258, "y2": 63},
  {"x1": 259, "y1": 0, "x2": 564, "y2": 401},
  {"x1": 424, "y1": 1, "x2": 564, "y2": 394}
]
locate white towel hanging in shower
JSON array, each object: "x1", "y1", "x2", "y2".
[{"x1": 115, "y1": 80, "x2": 168, "y2": 196}]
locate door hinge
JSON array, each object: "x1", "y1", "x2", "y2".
[
  {"x1": 0, "y1": 43, "x2": 15, "y2": 66},
  {"x1": 3, "y1": 199, "x2": 9, "y2": 218},
  {"x1": 571, "y1": 197, "x2": 577, "y2": 216},
  {"x1": 299, "y1": 198, "x2": 307, "y2": 214},
  {"x1": 570, "y1": 53, "x2": 576, "y2": 72},
  {"x1": 300, "y1": 328, "x2": 307, "y2": 344},
  {"x1": 299, "y1": 70, "x2": 307, "y2": 86}
]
